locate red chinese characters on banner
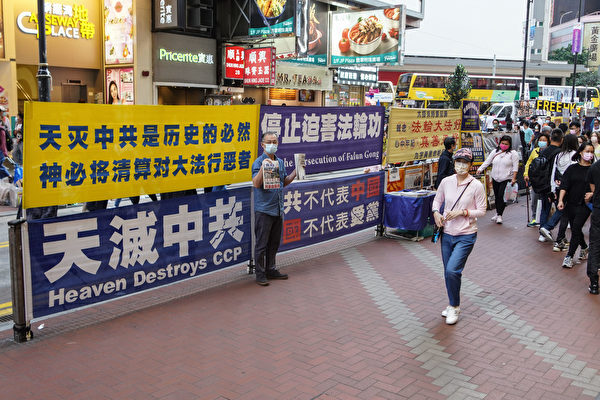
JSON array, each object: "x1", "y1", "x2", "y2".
[
  {"x1": 225, "y1": 46, "x2": 245, "y2": 80},
  {"x1": 243, "y1": 48, "x2": 276, "y2": 86}
]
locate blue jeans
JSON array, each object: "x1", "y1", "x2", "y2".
[
  {"x1": 541, "y1": 208, "x2": 562, "y2": 231},
  {"x1": 441, "y1": 232, "x2": 477, "y2": 307},
  {"x1": 539, "y1": 196, "x2": 552, "y2": 226}
]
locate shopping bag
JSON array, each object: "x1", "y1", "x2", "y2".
[{"x1": 504, "y1": 182, "x2": 518, "y2": 203}]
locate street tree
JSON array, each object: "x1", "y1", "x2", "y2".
[
  {"x1": 444, "y1": 64, "x2": 471, "y2": 109},
  {"x1": 548, "y1": 44, "x2": 599, "y2": 86}
]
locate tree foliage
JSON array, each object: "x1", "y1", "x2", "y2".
[
  {"x1": 548, "y1": 44, "x2": 599, "y2": 86},
  {"x1": 444, "y1": 64, "x2": 471, "y2": 109}
]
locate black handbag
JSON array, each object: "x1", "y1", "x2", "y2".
[{"x1": 432, "y1": 180, "x2": 472, "y2": 243}]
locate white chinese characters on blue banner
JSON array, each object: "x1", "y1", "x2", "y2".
[
  {"x1": 27, "y1": 189, "x2": 251, "y2": 318},
  {"x1": 259, "y1": 106, "x2": 384, "y2": 175},
  {"x1": 280, "y1": 172, "x2": 384, "y2": 252}
]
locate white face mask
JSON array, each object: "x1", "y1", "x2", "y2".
[{"x1": 455, "y1": 161, "x2": 470, "y2": 175}]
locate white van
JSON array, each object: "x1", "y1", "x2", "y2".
[{"x1": 480, "y1": 103, "x2": 516, "y2": 131}]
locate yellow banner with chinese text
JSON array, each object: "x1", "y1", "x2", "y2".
[
  {"x1": 23, "y1": 102, "x2": 260, "y2": 208},
  {"x1": 387, "y1": 108, "x2": 461, "y2": 163}
]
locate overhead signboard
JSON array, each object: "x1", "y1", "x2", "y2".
[
  {"x1": 330, "y1": 6, "x2": 403, "y2": 65},
  {"x1": 249, "y1": 0, "x2": 295, "y2": 36},
  {"x1": 243, "y1": 48, "x2": 276, "y2": 86},
  {"x1": 336, "y1": 67, "x2": 378, "y2": 86},
  {"x1": 294, "y1": 0, "x2": 328, "y2": 65},
  {"x1": 104, "y1": 0, "x2": 134, "y2": 65},
  {"x1": 153, "y1": 33, "x2": 217, "y2": 85},
  {"x1": 224, "y1": 46, "x2": 245, "y2": 80},
  {"x1": 14, "y1": 0, "x2": 101, "y2": 68},
  {"x1": 584, "y1": 23, "x2": 600, "y2": 68},
  {"x1": 275, "y1": 62, "x2": 332, "y2": 91},
  {"x1": 153, "y1": 0, "x2": 182, "y2": 30}
]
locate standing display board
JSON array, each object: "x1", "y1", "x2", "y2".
[
  {"x1": 23, "y1": 102, "x2": 260, "y2": 208},
  {"x1": 387, "y1": 108, "x2": 461, "y2": 163}
]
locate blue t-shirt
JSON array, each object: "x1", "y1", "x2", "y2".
[
  {"x1": 252, "y1": 152, "x2": 287, "y2": 216},
  {"x1": 524, "y1": 128, "x2": 534, "y2": 144}
]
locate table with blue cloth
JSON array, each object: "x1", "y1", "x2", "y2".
[{"x1": 383, "y1": 190, "x2": 436, "y2": 240}]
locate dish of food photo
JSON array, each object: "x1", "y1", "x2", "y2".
[
  {"x1": 347, "y1": 16, "x2": 383, "y2": 55},
  {"x1": 383, "y1": 8, "x2": 400, "y2": 21},
  {"x1": 308, "y1": 3, "x2": 322, "y2": 52},
  {"x1": 257, "y1": 0, "x2": 286, "y2": 19}
]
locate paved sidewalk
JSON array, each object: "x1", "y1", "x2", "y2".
[{"x1": 0, "y1": 200, "x2": 599, "y2": 399}]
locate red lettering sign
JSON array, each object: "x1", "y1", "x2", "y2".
[
  {"x1": 243, "y1": 48, "x2": 276, "y2": 86},
  {"x1": 225, "y1": 46, "x2": 245, "y2": 80}
]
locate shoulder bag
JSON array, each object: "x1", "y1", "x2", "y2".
[{"x1": 432, "y1": 180, "x2": 473, "y2": 243}]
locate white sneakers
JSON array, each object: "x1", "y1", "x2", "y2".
[
  {"x1": 538, "y1": 235, "x2": 547, "y2": 243},
  {"x1": 539, "y1": 227, "x2": 553, "y2": 242},
  {"x1": 496, "y1": 215, "x2": 503, "y2": 224},
  {"x1": 441, "y1": 306, "x2": 460, "y2": 325},
  {"x1": 491, "y1": 215, "x2": 498, "y2": 222}
]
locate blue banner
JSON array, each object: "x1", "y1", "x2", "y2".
[
  {"x1": 259, "y1": 106, "x2": 384, "y2": 175},
  {"x1": 461, "y1": 100, "x2": 480, "y2": 131},
  {"x1": 25, "y1": 188, "x2": 252, "y2": 318},
  {"x1": 280, "y1": 172, "x2": 384, "y2": 252}
]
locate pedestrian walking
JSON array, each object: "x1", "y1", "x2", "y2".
[
  {"x1": 251, "y1": 133, "x2": 297, "y2": 286},
  {"x1": 557, "y1": 142, "x2": 595, "y2": 268},
  {"x1": 585, "y1": 158, "x2": 600, "y2": 294},
  {"x1": 531, "y1": 129, "x2": 564, "y2": 227},
  {"x1": 590, "y1": 132, "x2": 600, "y2": 159},
  {"x1": 538, "y1": 134, "x2": 578, "y2": 248},
  {"x1": 523, "y1": 131, "x2": 550, "y2": 226},
  {"x1": 434, "y1": 136, "x2": 456, "y2": 189},
  {"x1": 432, "y1": 148, "x2": 486, "y2": 325},
  {"x1": 476, "y1": 135, "x2": 519, "y2": 224}
]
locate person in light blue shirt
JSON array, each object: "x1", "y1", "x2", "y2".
[
  {"x1": 523, "y1": 120, "x2": 534, "y2": 150},
  {"x1": 251, "y1": 133, "x2": 297, "y2": 286}
]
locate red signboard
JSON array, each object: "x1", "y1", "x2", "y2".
[
  {"x1": 243, "y1": 47, "x2": 276, "y2": 86},
  {"x1": 225, "y1": 46, "x2": 245, "y2": 80}
]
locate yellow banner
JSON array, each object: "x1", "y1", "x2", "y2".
[
  {"x1": 387, "y1": 108, "x2": 461, "y2": 163},
  {"x1": 535, "y1": 99, "x2": 576, "y2": 113},
  {"x1": 23, "y1": 102, "x2": 260, "y2": 208}
]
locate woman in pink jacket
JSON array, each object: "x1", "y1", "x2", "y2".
[{"x1": 433, "y1": 148, "x2": 487, "y2": 325}]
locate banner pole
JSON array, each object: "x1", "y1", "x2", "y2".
[{"x1": 9, "y1": 219, "x2": 32, "y2": 343}]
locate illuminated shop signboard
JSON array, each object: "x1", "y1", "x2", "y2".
[
  {"x1": 158, "y1": 48, "x2": 215, "y2": 64},
  {"x1": 17, "y1": 2, "x2": 96, "y2": 40}
]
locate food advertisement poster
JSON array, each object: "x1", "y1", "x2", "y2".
[
  {"x1": 106, "y1": 67, "x2": 134, "y2": 105},
  {"x1": 104, "y1": 0, "x2": 134, "y2": 65},
  {"x1": 330, "y1": 7, "x2": 403, "y2": 65},
  {"x1": 294, "y1": 0, "x2": 328, "y2": 66},
  {"x1": 249, "y1": 0, "x2": 295, "y2": 36}
]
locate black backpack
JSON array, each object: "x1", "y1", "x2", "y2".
[{"x1": 529, "y1": 154, "x2": 551, "y2": 194}]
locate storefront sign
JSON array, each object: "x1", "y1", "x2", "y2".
[
  {"x1": 153, "y1": 33, "x2": 217, "y2": 85},
  {"x1": 15, "y1": 0, "x2": 101, "y2": 68},
  {"x1": 275, "y1": 63, "x2": 332, "y2": 91},
  {"x1": 154, "y1": 0, "x2": 181, "y2": 29},
  {"x1": 259, "y1": 105, "x2": 384, "y2": 174},
  {"x1": 584, "y1": 23, "x2": 600, "y2": 68},
  {"x1": 104, "y1": 0, "x2": 133, "y2": 64},
  {"x1": 225, "y1": 46, "x2": 245, "y2": 80},
  {"x1": 24, "y1": 188, "x2": 252, "y2": 319},
  {"x1": 330, "y1": 7, "x2": 403, "y2": 65},
  {"x1": 106, "y1": 67, "x2": 134, "y2": 105},
  {"x1": 280, "y1": 172, "x2": 384, "y2": 252},
  {"x1": 244, "y1": 48, "x2": 276, "y2": 86},
  {"x1": 461, "y1": 100, "x2": 480, "y2": 131},
  {"x1": 387, "y1": 108, "x2": 462, "y2": 163},
  {"x1": 23, "y1": 102, "x2": 259, "y2": 208},
  {"x1": 336, "y1": 67, "x2": 378, "y2": 86},
  {"x1": 249, "y1": 0, "x2": 295, "y2": 36}
]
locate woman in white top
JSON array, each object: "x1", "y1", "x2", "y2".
[
  {"x1": 590, "y1": 132, "x2": 600, "y2": 159},
  {"x1": 476, "y1": 135, "x2": 519, "y2": 224}
]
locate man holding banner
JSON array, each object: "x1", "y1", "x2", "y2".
[{"x1": 252, "y1": 133, "x2": 297, "y2": 286}]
